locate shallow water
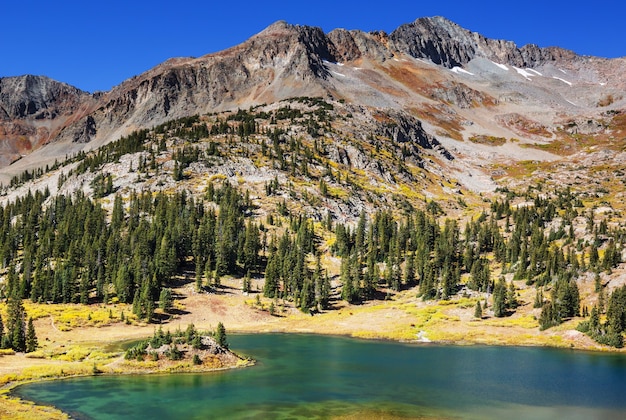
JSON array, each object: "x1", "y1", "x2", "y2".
[{"x1": 14, "y1": 334, "x2": 626, "y2": 419}]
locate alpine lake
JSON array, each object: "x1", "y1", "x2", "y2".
[{"x1": 13, "y1": 333, "x2": 626, "y2": 419}]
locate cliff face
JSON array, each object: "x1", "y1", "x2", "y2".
[
  {"x1": 0, "y1": 75, "x2": 87, "y2": 120},
  {"x1": 1, "y1": 16, "x2": 625, "y2": 172},
  {"x1": 0, "y1": 76, "x2": 93, "y2": 166},
  {"x1": 387, "y1": 16, "x2": 569, "y2": 68}
]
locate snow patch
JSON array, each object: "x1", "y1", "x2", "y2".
[
  {"x1": 525, "y1": 68, "x2": 543, "y2": 76},
  {"x1": 331, "y1": 71, "x2": 346, "y2": 78},
  {"x1": 600, "y1": 82, "x2": 607, "y2": 86},
  {"x1": 553, "y1": 76, "x2": 572, "y2": 86},
  {"x1": 513, "y1": 67, "x2": 536, "y2": 80},
  {"x1": 566, "y1": 99, "x2": 578, "y2": 106},
  {"x1": 451, "y1": 67, "x2": 474, "y2": 76},
  {"x1": 559, "y1": 68, "x2": 567, "y2": 74},
  {"x1": 491, "y1": 61, "x2": 509, "y2": 71}
]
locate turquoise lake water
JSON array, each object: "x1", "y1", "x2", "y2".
[{"x1": 13, "y1": 333, "x2": 626, "y2": 419}]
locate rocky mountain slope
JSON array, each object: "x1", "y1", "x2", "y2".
[
  {"x1": 1, "y1": 16, "x2": 626, "y2": 364},
  {"x1": 0, "y1": 75, "x2": 94, "y2": 167},
  {"x1": 1, "y1": 16, "x2": 625, "y2": 191}
]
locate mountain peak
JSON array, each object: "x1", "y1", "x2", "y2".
[
  {"x1": 390, "y1": 16, "x2": 571, "y2": 68},
  {"x1": 257, "y1": 20, "x2": 294, "y2": 36},
  {"x1": 1, "y1": 15, "x2": 624, "y2": 175},
  {"x1": 0, "y1": 75, "x2": 87, "y2": 120}
]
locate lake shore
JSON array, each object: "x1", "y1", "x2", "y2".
[
  {"x1": 0, "y1": 339, "x2": 253, "y2": 420},
  {"x1": 0, "y1": 276, "x2": 622, "y2": 418}
]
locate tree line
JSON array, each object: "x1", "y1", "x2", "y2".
[{"x1": 0, "y1": 182, "x2": 261, "y2": 324}]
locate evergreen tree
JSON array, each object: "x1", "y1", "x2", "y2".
[
  {"x1": 159, "y1": 288, "x2": 173, "y2": 312},
  {"x1": 474, "y1": 301, "x2": 483, "y2": 319},
  {"x1": 299, "y1": 279, "x2": 314, "y2": 312},
  {"x1": 243, "y1": 271, "x2": 251, "y2": 293},
  {"x1": 539, "y1": 300, "x2": 561, "y2": 330},
  {"x1": 185, "y1": 323, "x2": 197, "y2": 344},
  {"x1": 468, "y1": 258, "x2": 490, "y2": 292},
  {"x1": 492, "y1": 278, "x2": 507, "y2": 318},
  {"x1": 588, "y1": 305, "x2": 601, "y2": 335},
  {"x1": 215, "y1": 322, "x2": 228, "y2": 349},
  {"x1": 419, "y1": 261, "x2": 436, "y2": 300},
  {"x1": 404, "y1": 251, "x2": 416, "y2": 286},
  {"x1": 340, "y1": 253, "x2": 359, "y2": 303},
  {"x1": 507, "y1": 281, "x2": 519, "y2": 310},
  {"x1": 320, "y1": 272, "x2": 331, "y2": 310},
  {"x1": 6, "y1": 294, "x2": 26, "y2": 352},
  {"x1": 25, "y1": 317, "x2": 38, "y2": 353},
  {"x1": 263, "y1": 252, "x2": 280, "y2": 298},
  {"x1": 533, "y1": 288, "x2": 544, "y2": 308}
]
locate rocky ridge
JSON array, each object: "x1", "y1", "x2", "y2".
[
  {"x1": 0, "y1": 76, "x2": 94, "y2": 166},
  {"x1": 1, "y1": 16, "x2": 625, "y2": 190}
]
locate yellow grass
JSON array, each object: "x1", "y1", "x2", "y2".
[
  {"x1": 481, "y1": 314, "x2": 539, "y2": 329},
  {"x1": 16, "y1": 302, "x2": 136, "y2": 330},
  {"x1": 0, "y1": 392, "x2": 68, "y2": 420},
  {"x1": 0, "y1": 362, "x2": 96, "y2": 386}
]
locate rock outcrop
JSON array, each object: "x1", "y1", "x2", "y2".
[
  {"x1": 388, "y1": 16, "x2": 574, "y2": 68},
  {"x1": 0, "y1": 75, "x2": 92, "y2": 166}
]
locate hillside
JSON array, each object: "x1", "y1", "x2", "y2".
[{"x1": 1, "y1": 16, "x2": 626, "y2": 418}]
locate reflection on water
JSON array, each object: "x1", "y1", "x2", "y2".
[{"x1": 14, "y1": 334, "x2": 626, "y2": 419}]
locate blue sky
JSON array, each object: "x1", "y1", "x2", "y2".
[{"x1": 2, "y1": 0, "x2": 623, "y2": 93}]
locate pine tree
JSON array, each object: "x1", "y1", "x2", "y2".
[
  {"x1": 492, "y1": 278, "x2": 507, "y2": 318},
  {"x1": 419, "y1": 261, "x2": 436, "y2": 300},
  {"x1": 159, "y1": 287, "x2": 173, "y2": 312},
  {"x1": 404, "y1": 251, "x2": 416, "y2": 286},
  {"x1": 243, "y1": 271, "x2": 251, "y2": 293},
  {"x1": 25, "y1": 317, "x2": 38, "y2": 353},
  {"x1": 215, "y1": 322, "x2": 228, "y2": 349},
  {"x1": 132, "y1": 289, "x2": 143, "y2": 318},
  {"x1": 195, "y1": 260, "x2": 203, "y2": 292},
  {"x1": 474, "y1": 301, "x2": 483, "y2": 319},
  {"x1": 6, "y1": 294, "x2": 26, "y2": 352},
  {"x1": 185, "y1": 323, "x2": 197, "y2": 344},
  {"x1": 341, "y1": 253, "x2": 359, "y2": 303},
  {"x1": 507, "y1": 282, "x2": 519, "y2": 310},
  {"x1": 299, "y1": 279, "x2": 314, "y2": 312},
  {"x1": 213, "y1": 270, "x2": 221, "y2": 288},
  {"x1": 539, "y1": 301, "x2": 561, "y2": 330},
  {"x1": 320, "y1": 272, "x2": 331, "y2": 310},
  {"x1": 533, "y1": 288, "x2": 544, "y2": 308}
]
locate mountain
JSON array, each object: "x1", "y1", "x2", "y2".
[
  {"x1": 0, "y1": 75, "x2": 94, "y2": 167},
  {"x1": 1, "y1": 16, "x2": 625, "y2": 190},
  {"x1": 1, "y1": 16, "x2": 626, "y2": 364}
]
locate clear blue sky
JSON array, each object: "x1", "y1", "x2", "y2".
[{"x1": 2, "y1": 0, "x2": 623, "y2": 93}]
